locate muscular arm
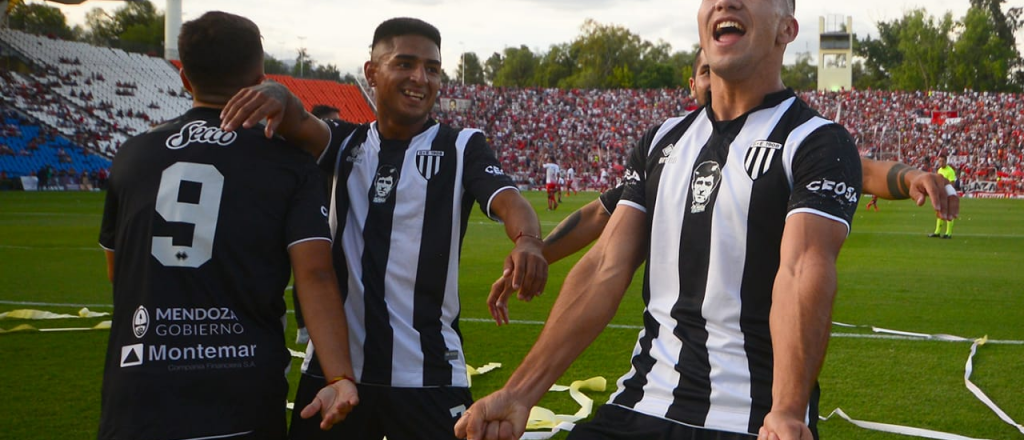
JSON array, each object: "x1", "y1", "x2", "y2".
[
  {"x1": 455, "y1": 207, "x2": 647, "y2": 440},
  {"x1": 220, "y1": 81, "x2": 331, "y2": 157},
  {"x1": 489, "y1": 190, "x2": 549, "y2": 301},
  {"x1": 289, "y1": 240, "x2": 359, "y2": 430},
  {"x1": 761, "y1": 213, "x2": 847, "y2": 439},
  {"x1": 542, "y1": 199, "x2": 611, "y2": 263},
  {"x1": 860, "y1": 158, "x2": 959, "y2": 220}
]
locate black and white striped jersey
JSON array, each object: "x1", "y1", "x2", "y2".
[
  {"x1": 301, "y1": 119, "x2": 516, "y2": 388},
  {"x1": 609, "y1": 90, "x2": 861, "y2": 436}
]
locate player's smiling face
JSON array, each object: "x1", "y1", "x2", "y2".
[{"x1": 366, "y1": 35, "x2": 441, "y2": 129}]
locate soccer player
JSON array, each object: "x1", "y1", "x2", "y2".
[
  {"x1": 543, "y1": 156, "x2": 560, "y2": 210},
  {"x1": 219, "y1": 17, "x2": 547, "y2": 440},
  {"x1": 460, "y1": 0, "x2": 863, "y2": 438},
  {"x1": 930, "y1": 155, "x2": 958, "y2": 238},
  {"x1": 97, "y1": 11, "x2": 357, "y2": 440},
  {"x1": 488, "y1": 47, "x2": 960, "y2": 322}
]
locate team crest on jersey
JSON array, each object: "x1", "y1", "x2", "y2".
[
  {"x1": 372, "y1": 165, "x2": 399, "y2": 204},
  {"x1": 132, "y1": 305, "x2": 149, "y2": 339},
  {"x1": 415, "y1": 150, "x2": 445, "y2": 180},
  {"x1": 659, "y1": 143, "x2": 677, "y2": 164},
  {"x1": 744, "y1": 140, "x2": 782, "y2": 180},
  {"x1": 690, "y1": 161, "x2": 722, "y2": 214}
]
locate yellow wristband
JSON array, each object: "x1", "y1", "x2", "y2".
[{"x1": 328, "y1": 374, "x2": 354, "y2": 385}]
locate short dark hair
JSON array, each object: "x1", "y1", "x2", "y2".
[
  {"x1": 178, "y1": 11, "x2": 263, "y2": 96},
  {"x1": 311, "y1": 105, "x2": 340, "y2": 119},
  {"x1": 372, "y1": 17, "x2": 441, "y2": 51},
  {"x1": 692, "y1": 47, "x2": 704, "y2": 80}
]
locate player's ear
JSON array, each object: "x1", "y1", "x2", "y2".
[
  {"x1": 777, "y1": 15, "x2": 799, "y2": 45},
  {"x1": 364, "y1": 61, "x2": 377, "y2": 87},
  {"x1": 179, "y1": 69, "x2": 194, "y2": 93}
]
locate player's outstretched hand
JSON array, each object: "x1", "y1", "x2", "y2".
[
  {"x1": 502, "y1": 237, "x2": 548, "y2": 306},
  {"x1": 758, "y1": 411, "x2": 814, "y2": 440},
  {"x1": 220, "y1": 80, "x2": 299, "y2": 139},
  {"x1": 454, "y1": 389, "x2": 531, "y2": 440},
  {"x1": 301, "y1": 379, "x2": 359, "y2": 431},
  {"x1": 909, "y1": 172, "x2": 960, "y2": 221}
]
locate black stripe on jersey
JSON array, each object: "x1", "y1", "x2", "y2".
[
  {"x1": 415, "y1": 126, "x2": 459, "y2": 386},
  {"x1": 739, "y1": 102, "x2": 820, "y2": 432},
  {"x1": 359, "y1": 141, "x2": 407, "y2": 385},
  {"x1": 614, "y1": 114, "x2": 700, "y2": 409},
  {"x1": 305, "y1": 126, "x2": 368, "y2": 379},
  {"x1": 665, "y1": 115, "x2": 744, "y2": 424}
]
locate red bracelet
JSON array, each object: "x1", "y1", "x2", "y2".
[
  {"x1": 514, "y1": 231, "x2": 542, "y2": 243},
  {"x1": 328, "y1": 374, "x2": 355, "y2": 385}
]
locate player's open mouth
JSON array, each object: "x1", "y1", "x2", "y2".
[
  {"x1": 713, "y1": 20, "x2": 747, "y2": 42},
  {"x1": 403, "y1": 90, "x2": 425, "y2": 100}
]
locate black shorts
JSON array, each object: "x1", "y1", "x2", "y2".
[
  {"x1": 289, "y1": 373, "x2": 472, "y2": 440},
  {"x1": 567, "y1": 405, "x2": 757, "y2": 440}
]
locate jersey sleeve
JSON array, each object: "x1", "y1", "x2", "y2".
[
  {"x1": 98, "y1": 173, "x2": 118, "y2": 251},
  {"x1": 285, "y1": 160, "x2": 333, "y2": 248},
  {"x1": 317, "y1": 120, "x2": 360, "y2": 176},
  {"x1": 598, "y1": 184, "x2": 625, "y2": 215},
  {"x1": 619, "y1": 129, "x2": 659, "y2": 213},
  {"x1": 787, "y1": 123, "x2": 863, "y2": 233},
  {"x1": 462, "y1": 131, "x2": 516, "y2": 220}
]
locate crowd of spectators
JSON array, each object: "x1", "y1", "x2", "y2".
[{"x1": 436, "y1": 85, "x2": 1023, "y2": 194}]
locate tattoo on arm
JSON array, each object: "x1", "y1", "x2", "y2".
[
  {"x1": 886, "y1": 163, "x2": 913, "y2": 199},
  {"x1": 544, "y1": 210, "x2": 582, "y2": 246}
]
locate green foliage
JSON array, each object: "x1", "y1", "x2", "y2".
[
  {"x1": 782, "y1": 52, "x2": 817, "y2": 91},
  {"x1": 856, "y1": 2, "x2": 1022, "y2": 92},
  {"x1": 289, "y1": 48, "x2": 343, "y2": 82},
  {"x1": 263, "y1": 53, "x2": 290, "y2": 75},
  {"x1": 0, "y1": 192, "x2": 1022, "y2": 439},
  {"x1": 81, "y1": 0, "x2": 164, "y2": 55},
  {"x1": 483, "y1": 52, "x2": 503, "y2": 85},
  {"x1": 455, "y1": 52, "x2": 486, "y2": 85},
  {"x1": 8, "y1": 2, "x2": 74, "y2": 40},
  {"x1": 493, "y1": 45, "x2": 538, "y2": 87}
]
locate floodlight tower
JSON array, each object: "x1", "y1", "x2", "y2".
[
  {"x1": 817, "y1": 15, "x2": 852, "y2": 92},
  {"x1": 164, "y1": 0, "x2": 181, "y2": 60}
]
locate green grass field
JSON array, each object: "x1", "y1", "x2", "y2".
[{"x1": 1, "y1": 191, "x2": 1022, "y2": 439}]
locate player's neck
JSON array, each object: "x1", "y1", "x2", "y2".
[
  {"x1": 708, "y1": 74, "x2": 785, "y2": 121},
  {"x1": 377, "y1": 115, "x2": 431, "y2": 141}
]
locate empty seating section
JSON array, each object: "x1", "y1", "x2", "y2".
[{"x1": 267, "y1": 75, "x2": 375, "y2": 123}]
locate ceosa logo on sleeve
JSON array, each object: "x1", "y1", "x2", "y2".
[{"x1": 133, "y1": 305, "x2": 149, "y2": 339}]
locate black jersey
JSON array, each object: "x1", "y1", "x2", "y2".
[
  {"x1": 98, "y1": 107, "x2": 331, "y2": 440},
  {"x1": 300, "y1": 119, "x2": 515, "y2": 388},
  {"x1": 608, "y1": 90, "x2": 861, "y2": 436}
]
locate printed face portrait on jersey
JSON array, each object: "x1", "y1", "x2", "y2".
[
  {"x1": 373, "y1": 165, "x2": 399, "y2": 203},
  {"x1": 691, "y1": 160, "x2": 722, "y2": 213}
]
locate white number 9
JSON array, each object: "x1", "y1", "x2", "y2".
[{"x1": 152, "y1": 162, "x2": 224, "y2": 268}]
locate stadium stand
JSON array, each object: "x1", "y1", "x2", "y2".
[
  {"x1": 0, "y1": 29, "x2": 375, "y2": 186},
  {"x1": 0, "y1": 28, "x2": 1019, "y2": 196},
  {"x1": 435, "y1": 85, "x2": 1023, "y2": 196}
]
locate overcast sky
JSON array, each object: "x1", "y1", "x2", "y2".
[{"x1": 35, "y1": 0, "x2": 1018, "y2": 77}]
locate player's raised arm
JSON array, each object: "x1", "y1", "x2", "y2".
[
  {"x1": 860, "y1": 157, "x2": 959, "y2": 220},
  {"x1": 220, "y1": 80, "x2": 331, "y2": 157},
  {"x1": 488, "y1": 190, "x2": 548, "y2": 303}
]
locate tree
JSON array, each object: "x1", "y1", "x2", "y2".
[
  {"x1": 264, "y1": 53, "x2": 289, "y2": 75},
  {"x1": 890, "y1": 10, "x2": 954, "y2": 91},
  {"x1": 493, "y1": 45, "x2": 537, "y2": 87},
  {"x1": 534, "y1": 43, "x2": 575, "y2": 88},
  {"x1": 564, "y1": 19, "x2": 646, "y2": 89},
  {"x1": 8, "y1": 2, "x2": 74, "y2": 40},
  {"x1": 292, "y1": 48, "x2": 312, "y2": 77},
  {"x1": 82, "y1": 0, "x2": 163, "y2": 55},
  {"x1": 455, "y1": 52, "x2": 485, "y2": 85},
  {"x1": 949, "y1": 6, "x2": 1019, "y2": 92},
  {"x1": 781, "y1": 52, "x2": 817, "y2": 91},
  {"x1": 483, "y1": 52, "x2": 503, "y2": 85}
]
